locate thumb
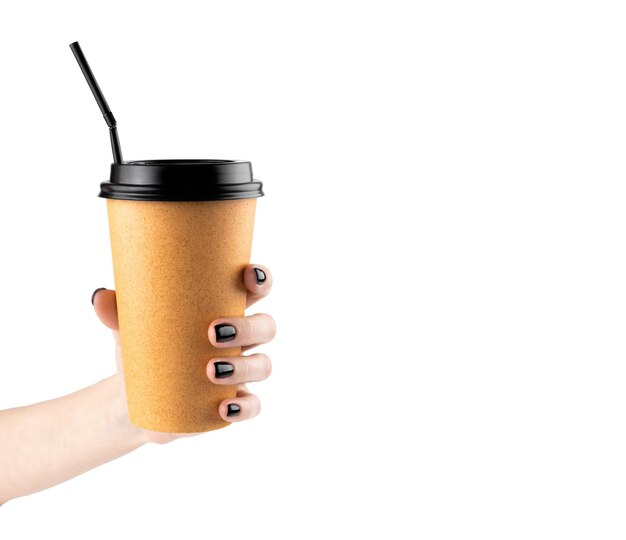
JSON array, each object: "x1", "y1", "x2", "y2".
[{"x1": 91, "y1": 287, "x2": 119, "y2": 330}]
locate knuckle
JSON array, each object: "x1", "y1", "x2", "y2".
[
  {"x1": 259, "y1": 313, "x2": 277, "y2": 340},
  {"x1": 239, "y1": 357, "x2": 250, "y2": 381},
  {"x1": 239, "y1": 316, "x2": 253, "y2": 340},
  {"x1": 252, "y1": 394, "x2": 262, "y2": 416},
  {"x1": 261, "y1": 353, "x2": 272, "y2": 379}
]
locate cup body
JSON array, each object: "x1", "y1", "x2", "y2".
[{"x1": 106, "y1": 197, "x2": 256, "y2": 432}]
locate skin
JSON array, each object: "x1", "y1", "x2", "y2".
[{"x1": 0, "y1": 264, "x2": 275, "y2": 505}]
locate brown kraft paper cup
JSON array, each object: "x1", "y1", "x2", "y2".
[{"x1": 100, "y1": 159, "x2": 263, "y2": 433}]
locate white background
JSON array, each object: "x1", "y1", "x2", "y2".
[{"x1": 0, "y1": 1, "x2": 625, "y2": 538}]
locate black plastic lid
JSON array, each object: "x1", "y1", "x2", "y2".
[{"x1": 99, "y1": 159, "x2": 264, "y2": 201}]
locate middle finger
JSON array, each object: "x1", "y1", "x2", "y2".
[{"x1": 208, "y1": 313, "x2": 276, "y2": 349}]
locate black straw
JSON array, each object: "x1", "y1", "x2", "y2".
[{"x1": 69, "y1": 41, "x2": 123, "y2": 164}]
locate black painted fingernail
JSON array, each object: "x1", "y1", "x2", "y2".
[
  {"x1": 214, "y1": 362, "x2": 234, "y2": 379},
  {"x1": 227, "y1": 403, "x2": 241, "y2": 417},
  {"x1": 215, "y1": 324, "x2": 237, "y2": 342},
  {"x1": 91, "y1": 287, "x2": 107, "y2": 305},
  {"x1": 254, "y1": 267, "x2": 266, "y2": 284}
]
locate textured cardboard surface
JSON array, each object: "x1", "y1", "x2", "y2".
[{"x1": 107, "y1": 198, "x2": 256, "y2": 432}]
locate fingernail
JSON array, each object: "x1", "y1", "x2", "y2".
[
  {"x1": 214, "y1": 361, "x2": 234, "y2": 379},
  {"x1": 227, "y1": 403, "x2": 241, "y2": 417},
  {"x1": 91, "y1": 287, "x2": 107, "y2": 305},
  {"x1": 215, "y1": 324, "x2": 237, "y2": 342},
  {"x1": 254, "y1": 267, "x2": 266, "y2": 284}
]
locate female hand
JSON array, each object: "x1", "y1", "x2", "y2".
[{"x1": 91, "y1": 264, "x2": 275, "y2": 444}]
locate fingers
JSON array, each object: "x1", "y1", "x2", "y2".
[
  {"x1": 207, "y1": 353, "x2": 272, "y2": 385},
  {"x1": 219, "y1": 386, "x2": 261, "y2": 422},
  {"x1": 208, "y1": 313, "x2": 276, "y2": 349},
  {"x1": 244, "y1": 264, "x2": 273, "y2": 308},
  {"x1": 91, "y1": 287, "x2": 119, "y2": 330}
]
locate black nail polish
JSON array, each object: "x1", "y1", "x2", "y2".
[
  {"x1": 227, "y1": 403, "x2": 241, "y2": 417},
  {"x1": 215, "y1": 324, "x2": 237, "y2": 342},
  {"x1": 91, "y1": 287, "x2": 107, "y2": 305},
  {"x1": 214, "y1": 362, "x2": 234, "y2": 379},
  {"x1": 254, "y1": 267, "x2": 266, "y2": 284}
]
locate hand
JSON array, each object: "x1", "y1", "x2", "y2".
[{"x1": 91, "y1": 264, "x2": 275, "y2": 444}]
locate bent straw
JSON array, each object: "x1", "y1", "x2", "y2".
[{"x1": 69, "y1": 41, "x2": 123, "y2": 164}]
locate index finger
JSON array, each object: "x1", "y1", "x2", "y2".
[{"x1": 244, "y1": 264, "x2": 273, "y2": 308}]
